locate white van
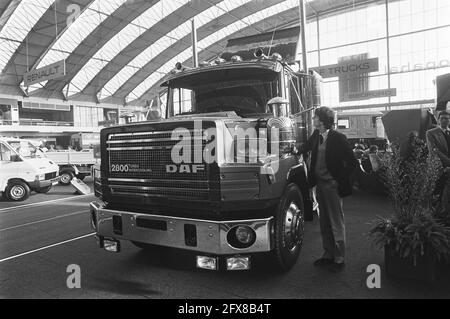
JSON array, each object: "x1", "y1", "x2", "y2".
[{"x1": 0, "y1": 138, "x2": 60, "y2": 201}]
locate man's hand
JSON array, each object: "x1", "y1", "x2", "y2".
[{"x1": 293, "y1": 142, "x2": 303, "y2": 156}]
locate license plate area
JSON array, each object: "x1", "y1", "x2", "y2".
[{"x1": 136, "y1": 217, "x2": 167, "y2": 231}]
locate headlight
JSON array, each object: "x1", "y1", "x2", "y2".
[
  {"x1": 35, "y1": 174, "x2": 45, "y2": 181},
  {"x1": 233, "y1": 138, "x2": 266, "y2": 164},
  {"x1": 227, "y1": 225, "x2": 257, "y2": 249}
]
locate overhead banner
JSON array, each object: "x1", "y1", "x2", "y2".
[
  {"x1": 312, "y1": 55, "x2": 396, "y2": 102},
  {"x1": 24, "y1": 60, "x2": 66, "y2": 86},
  {"x1": 312, "y1": 58, "x2": 379, "y2": 78},
  {"x1": 347, "y1": 88, "x2": 397, "y2": 101}
]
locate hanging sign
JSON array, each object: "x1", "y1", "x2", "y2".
[{"x1": 24, "y1": 60, "x2": 66, "y2": 86}]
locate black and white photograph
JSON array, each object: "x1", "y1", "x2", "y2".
[{"x1": 0, "y1": 0, "x2": 449, "y2": 305}]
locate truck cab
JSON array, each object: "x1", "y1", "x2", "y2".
[
  {"x1": 90, "y1": 52, "x2": 321, "y2": 272},
  {"x1": 0, "y1": 138, "x2": 60, "y2": 201}
]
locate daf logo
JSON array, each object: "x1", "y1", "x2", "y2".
[{"x1": 166, "y1": 164, "x2": 205, "y2": 174}]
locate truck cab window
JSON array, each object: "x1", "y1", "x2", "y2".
[
  {"x1": 338, "y1": 118, "x2": 350, "y2": 129},
  {"x1": 172, "y1": 88, "x2": 193, "y2": 116},
  {"x1": 372, "y1": 116, "x2": 378, "y2": 129},
  {"x1": 289, "y1": 75, "x2": 302, "y2": 114},
  {"x1": 0, "y1": 143, "x2": 12, "y2": 162},
  {"x1": 8, "y1": 141, "x2": 40, "y2": 159},
  {"x1": 166, "y1": 68, "x2": 280, "y2": 118}
]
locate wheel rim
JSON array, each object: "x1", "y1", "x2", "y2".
[
  {"x1": 10, "y1": 185, "x2": 25, "y2": 200},
  {"x1": 283, "y1": 202, "x2": 305, "y2": 252},
  {"x1": 61, "y1": 174, "x2": 71, "y2": 184}
]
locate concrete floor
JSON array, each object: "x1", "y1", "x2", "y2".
[{"x1": 0, "y1": 181, "x2": 449, "y2": 299}]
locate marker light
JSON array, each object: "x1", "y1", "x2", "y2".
[
  {"x1": 227, "y1": 256, "x2": 251, "y2": 271},
  {"x1": 196, "y1": 256, "x2": 218, "y2": 271},
  {"x1": 231, "y1": 55, "x2": 243, "y2": 62}
]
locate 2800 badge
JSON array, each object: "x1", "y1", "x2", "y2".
[{"x1": 110, "y1": 164, "x2": 130, "y2": 173}]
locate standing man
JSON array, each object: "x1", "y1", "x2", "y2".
[
  {"x1": 426, "y1": 111, "x2": 450, "y2": 199},
  {"x1": 300, "y1": 107, "x2": 357, "y2": 273}
]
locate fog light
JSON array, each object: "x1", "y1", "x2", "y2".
[
  {"x1": 227, "y1": 256, "x2": 251, "y2": 271},
  {"x1": 103, "y1": 239, "x2": 120, "y2": 253},
  {"x1": 196, "y1": 256, "x2": 218, "y2": 271}
]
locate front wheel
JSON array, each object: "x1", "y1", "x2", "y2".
[
  {"x1": 6, "y1": 181, "x2": 31, "y2": 202},
  {"x1": 59, "y1": 171, "x2": 74, "y2": 186},
  {"x1": 35, "y1": 186, "x2": 52, "y2": 194},
  {"x1": 271, "y1": 184, "x2": 305, "y2": 273}
]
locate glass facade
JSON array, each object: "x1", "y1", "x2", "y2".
[{"x1": 305, "y1": 0, "x2": 450, "y2": 112}]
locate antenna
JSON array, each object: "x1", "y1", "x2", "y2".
[{"x1": 267, "y1": 19, "x2": 280, "y2": 57}]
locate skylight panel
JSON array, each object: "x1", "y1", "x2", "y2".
[
  {"x1": 37, "y1": 0, "x2": 127, "y2": 68},
  {"x1": 67, "y1": 0, "x2": 190, "y2": 96},
  {"x1": 102, "y1": 0, "x2": 252, "y2": 98},
  {"x1": 0, "y1": 0, "x2": 54, "y2": 72},
  {"x1": 127, "y1": 0, "x2": 298, "y2": 101}
]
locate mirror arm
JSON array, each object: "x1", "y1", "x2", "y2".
[{"x1": 291, "y1": 107, "x2": 316, "y2": 119}]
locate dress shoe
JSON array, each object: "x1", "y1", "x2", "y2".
[
  {"x1": 313, "y1": 258, "x2": 334, "y2": 267},
  {"x1": 329, "y1": 262, "x2": 346, "y2": 273}
]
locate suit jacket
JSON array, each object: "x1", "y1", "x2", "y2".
[
  {"x1": 426, "y1": 127, "x2": 450, "y2": 167},
  {"x1": 301, "y1": 129, "x2": 358, "y2": 198}
]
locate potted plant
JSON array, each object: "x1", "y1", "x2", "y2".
[
  {"x1": 434, "y1": 180, "x2": 450, "y2": 269},
  {"x1": 370, "y1": 141, "x2": 450, "y2": 283},
  {"x1": 434, "y1": 180, "x2": 450, "y2": 227}
]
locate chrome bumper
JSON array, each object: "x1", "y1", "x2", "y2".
[{"x1": 90, "y1": 202, "x2": 273, "y2": 255}]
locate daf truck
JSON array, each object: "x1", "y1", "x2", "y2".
[{"x1": 90, "y1": 29, "x2": 321, "y2": 272}]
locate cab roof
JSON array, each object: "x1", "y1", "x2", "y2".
[{"x1": 161, "y1": 59, "x2": 284, "y2": 88}]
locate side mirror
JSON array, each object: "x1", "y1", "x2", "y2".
[
  {"x1": 148, "y1": 105, "x2": 162, "y2": 120},
  {"x1": 10, "y1": 154, "x2": 22, "y2": 162}
]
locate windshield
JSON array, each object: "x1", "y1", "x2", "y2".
[
  {"x1": 167, "y1": 68, "x2": 281, "y2": 118},
  {"x1": 7, "y1": 141, "x2": 44, "y2": 159}
]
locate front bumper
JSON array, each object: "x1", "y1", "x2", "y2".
[
  {"x1": 29, "y1": 177, "x2": 60, "y2": 189},
  {"x1": 90, "y1": 201, "x2": 273, "y2": 255}
]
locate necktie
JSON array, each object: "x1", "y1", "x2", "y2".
[{"x1": 319, "y1": 135, "x2": 324, "y2": 145}]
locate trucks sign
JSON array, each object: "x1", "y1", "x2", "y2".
[
  {"x1": 311, "y1": 55, "x2": 397, "y2": 102},
  {"x1": 313, "y1": 58, "x2": 379, "y2": 78},
  {"x1": 24, "y1": 60, "x2": 66, "y2": 86}
]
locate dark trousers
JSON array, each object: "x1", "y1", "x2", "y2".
[{"x1": 316, "y1": 179, "x2": 346, "y2": 264}]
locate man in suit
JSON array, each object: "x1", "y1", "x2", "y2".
[
  {"x1": 426, "y1": 111, "x2": 450, "y2": 198},
  {"x1": 300, "y1": 107, "x2": 357, "y2": 273}
]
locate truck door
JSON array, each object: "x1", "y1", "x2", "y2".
[{"x1": 0, "y1": 142, "x2": 19, "y2": 191}]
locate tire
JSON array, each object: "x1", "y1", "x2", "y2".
[
  {"x1": 6, "y1": 181, "x2": 30, "y2": 202},
  {"x1": 59, "y1": 171, "x2": 74, "y2": 186},
  {"x1": 271, "y1": 184, "x2": 305, "y2": 273},
  {"x1": 35, "y1": 186, "x2": 52, "y2": 194}
]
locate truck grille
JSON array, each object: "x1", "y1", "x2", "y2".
[
  {"x1": 104, "y1": 126, "x2": 218, "y2": 201},
  {"x1": 45, "y1": 172, "x2": 57, "y2": 180}
]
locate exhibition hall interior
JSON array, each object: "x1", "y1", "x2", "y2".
[{"x1": 0, "y1": 0, "x2": 449, "y2": 300}]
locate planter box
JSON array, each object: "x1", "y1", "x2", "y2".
[{"x1": 385, "y1": 244, "x2": 441, "y2": 284}]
